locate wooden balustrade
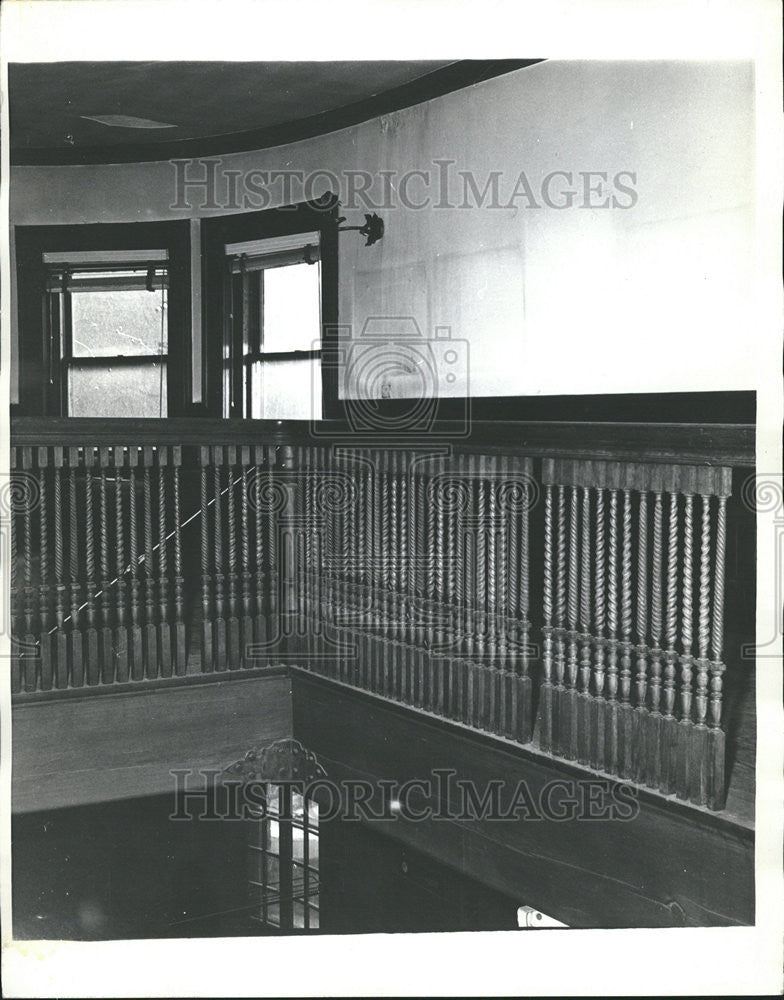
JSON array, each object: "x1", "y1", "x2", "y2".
[
  {"x1": 539, "y1": 459, "x2": 732, "y2": 810},
  {"x1": 290, "y1": 446, "x2": 536, "y2": 746},
  {"x1": 8, "y1": 417, "x2": 752, "y2": 813}
]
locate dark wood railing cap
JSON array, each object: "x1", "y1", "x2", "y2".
[{"x1": 10, "y1": 416, "x2": 754, "y2": 467}]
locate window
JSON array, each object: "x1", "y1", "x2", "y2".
[
  {"x1": 44, "y1": 251, "x2": 169, "y2": 418},
  {"x1": 248, "y1": 783, "x2": 319, "y2": 931},
  {"x1": 14, "y1": 221, "x2": 191, "y2": 418},
  {"x1": 201, "y1": 198, "x2": 339, "y2": 420},
  {"x1": 224, "y1": 232, "x2": 322, "y2": 421}
]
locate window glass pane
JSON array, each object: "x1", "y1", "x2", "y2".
[
  {"x1": 264, "y1": 854, "x2": 280, "y2": 890},
  {"x1": 250, "y1": 358, "x2": 321, "y2": 420},
  {"x1": 261, "y1": 262, "x2": 320, "y2": 354},
  {"x1": 68, "y1": 361, "x2": 167, "y2": 417},
  {"x1": 71, "y1": 287, "x2": 167, "y2": 357},
  {"x1": 292, "y1": 825, "x2": 304, "y2": 862}
]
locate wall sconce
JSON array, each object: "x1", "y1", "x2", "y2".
[{"x1": 337, "y1": 212, "x2": 384, "y2": 247}]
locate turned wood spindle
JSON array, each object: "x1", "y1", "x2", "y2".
[
  {"x1": 707, "y1": 494, "x2": 728, "y2": 809},
  {"x1": 128, "y1": 453, "x2": 145, "y2": 680},
  {"x1": 53, "y1": 451, "x2": 69, "y2": 688},
  {"x1": 540, "y1": 482, "x2": 554, "y2": 753},
  {"x1": 618, "y1": 488, "x2": 634, "y2": 776},
  {"x1": 172, "y1": 449, "x2": 187, "y2": 675},
  {"x1": 38, "y1": 451, "x2": 53, "y2": 691},
  {"x1": 83, "y1": 448, "x2": 100, "y2": 685},
  {"x1": 98, "y1": 452, "x2": 114, "y2": 684},
  {"x1": 156, "y1": 448, "x2": 172, "y2": 678},
  {"x1": 633, "y1": 490, "x2": 649, "y2": 782},
  {"x1": 213, "y1": 448, "x2": 228, "y2": 670},
  {"x1": 19, "y1": 449, "x2": 38, "y2": 692},
  {"x1": 9, "y1": 455, "x2": 21, "y2": 694},
  {"x1": 592, "y1": 487, "x2": 606, "y2": 769},
  {"x1": 113, "y1": 448, "x2": 129, "y2": 683},
  {"x1": 68, "y1": 452, "x2": 84, "y2": 687},
  {"x1": 200, "y1": 449, "x2": 213, "y2": 672},
  {"x1": 239, "y1": 450, "x2": 253, "y2": 667},
  {"x1": 142, "y1": 451, "x2": 158, "y2": 678},
  {"x1": 660, "y1": 492, "x2": 680, "y2": 794},
  {"x1": 577, "y1": 486, "x2": 592, "y2": 763},
  {"x1": 562, "y1": 486, "x2": 580, "y2": 759}
]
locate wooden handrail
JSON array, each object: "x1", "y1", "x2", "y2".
[{"x1": 10, "y1": 416, "x2": 755, "y2": 467}]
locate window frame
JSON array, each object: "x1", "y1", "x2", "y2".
[
  {"x1": 14, "y1": 220, "x2": 192, "y2": 418},
  {"x1": 200, "y1": 197, "x2": 339, "y2": 420},
  {"x1": 229, "y1": 243, "x2": 322, "y2": 421},
  {"x1": 46, "y1": 262, "x2": 170, "y2": 418}
]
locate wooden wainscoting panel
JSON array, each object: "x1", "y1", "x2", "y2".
[
  {"x1": 13, "y1": 672, "x2": 293, "y2": 813},
  {"x1": 291, "y1": 671, "x2": 753, "y2": 929}
]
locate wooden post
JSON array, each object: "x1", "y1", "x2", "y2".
[
  {"x1": 171, "y1": 447, "x2": 187, "y2": 675},
  {"x1": 157, "y1": 447, "x2": 173, "y2": 678},
  {"x1": 618, "y1": 487, "x2": 634, "y2": 778},
  {"x1": 605, "y1": 488, "x2": 619, "y2": 773},
  {"x1": 661, "y1": 492, "x2": 680, "y2": 796},
  {"x1": 21, "y1": 447, "x2": 39, "y2": 692},
  {"x1": 37, "y1": 449, "x2": 53, "y2": 691},
  {"x1": 677, "y1": 492, "x2": 696, "y2": 799},
  {"x1": 554, "y1": 483, "x2": 567, "y2": 756},
  {"x1": 565, "y1": 485, "x2": 580, "y2": 760},
  {"x1": 83, "y1": 446, "x2": 100, "y2": 685},
  {"x1": 225, "y1": 446, "x2": 241, "y2": 668},
  {"x1": 142, "y1": 448, "x2": 158, "y2": 679},
  {"x1": 578, "y1": 485, "x2": 592, "y2": 764},
  {"x1": 98, "y1": 449, "x2": 114, "y2": 684},
  {"x1": 239, "y1": 447, "x2": 254, "y2": 669},
  {"x1": 199, "y1": 447, "x2": 213, "y2": 672},
  {"x1": 540, "y1": 481, "x2": 554, "y2": 754},
  {"x1": 708, "y1": 494, "x2": 728, "y2": 810},
  {"x1": 648, "y1": 490, "x2": 664, "y2": 787},
  {"x1": 592, "y1": 486, "x2": 606, "y2": 770},
  {"x1": 53, "y1": 448, "x2": 69, "y2": 689},
  {"x1": 128, "y1": 448, "x2": 144, "y2": 681},
  {"x1": 212, "y1": 446, "x2": 227, "y2": 670},
  {"x1": 113, "y1": 447, "x2": 129, "y2": 683},
  {"x1": 633, "y1": 489, "x2": 649, "y2": 784},
  {"x1": 68, "y1": 448, "x2": 84, "y2": 687}
]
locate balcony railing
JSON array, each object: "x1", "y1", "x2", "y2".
[{"x1": 7, "y1": 416, "x2": 754, "y2": 814}]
